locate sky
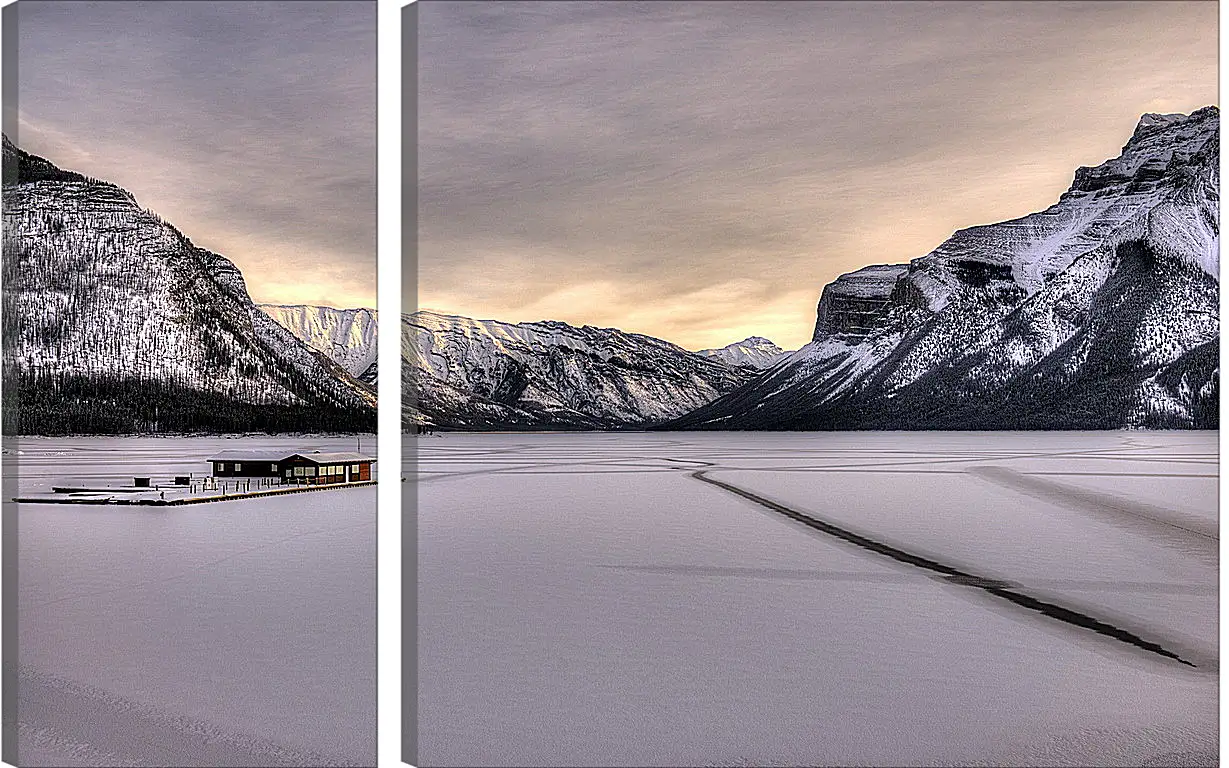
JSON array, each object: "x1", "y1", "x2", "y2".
[
  {"x1": 15, "y1": 0, "x2": 376, "y2": 310},
  {"x1": 415, "y1": 0, "x2": 1218, "y2": 351}
]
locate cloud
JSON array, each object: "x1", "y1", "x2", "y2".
[
  {"x1": 15, "y1": 0, "x2": 376, "y2": 310},
  {"x1": 414, "y1": 0, "x2": 1217, "y2": 349}
]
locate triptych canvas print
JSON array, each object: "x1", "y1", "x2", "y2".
[{"x1": 1, "y1": 1, "x2": 1220, "y2": 766}]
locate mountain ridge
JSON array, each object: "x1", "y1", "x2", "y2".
[
  {"x1": 3, "y1": 135, "x2": 377, "y2": 435},
  {"x1": 667, "y1": 106, "x2": 1219, "y2": 431},
  {"x1": 259, "y1": 303, "x2": 378, "y2": 385},
  {"x1": 403, "y1": 309, "x2": 754, "y2": 430}
]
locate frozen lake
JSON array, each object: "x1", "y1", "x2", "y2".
[
  {"x1": 9, "y1": 435, "x2": 377, "y2": 767},
  {"x1": 411, "y1": 431, "x2": 1218, "y2": 768}
]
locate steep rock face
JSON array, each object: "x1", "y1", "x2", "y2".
[
  {"x1": 669, "y1": 107, "x2": 1219, "y2": 431},
  {"x1": 813, "y1": 264, "x2": 909, "y2": 340},
  {"x1": 403, "y1": 310, "x2": 754, "y2": 430},
  {"x1": 260, "y1": 304, "x2": 378, "y2": 385},
  {"x1": 2, "y1": 137, "x2": 377, "y2": 434},
  {"x1": 696, "y1": 336, "x2": 792, "y2": 370}
]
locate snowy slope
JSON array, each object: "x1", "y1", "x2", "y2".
[
  {"x1": 696, "y1": 336, "x2": 792, "y2": 370},
  {"x1": 418, "y1": 432, "x2": 1216, "y2": 767},
  {"x1": 403, "y1": 310, "x2": 753, "y2": 430},
  {"x1": 670, "y1": 107, "x2": 1220, "y2": 430},
  {"x1": 2, "y1": 136, "x2": 377, "y2": 434},
  {"x1": 260, "y1": 304, "x2": 378, "y2": 385}
]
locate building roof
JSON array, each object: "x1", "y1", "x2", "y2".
[
  {"x1": 206, "y1": 449, "x2": 292, "y2": 462},
  {"x1": 206, "y1": 449, "x2": 377, "y2": 464},
  {"x1": 286, "y1": 451, "x2": 377, "y2": 464}
]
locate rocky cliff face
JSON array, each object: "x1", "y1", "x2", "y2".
[
  {"x1": 260, "y1": 304, "x2": 378, "y2": 385},
  {"x1": 2, "y1": 136, "x2": 377, "y2": 434},
  {"x1": 812, "y1": 264, "x2": 909, "y2": 340},
  {"x1": 403, "y1": 310, "x2": 754, "y2": 430},
  {"x1": 669, "y1": 107, "x2": 1219, "y2": 431}
]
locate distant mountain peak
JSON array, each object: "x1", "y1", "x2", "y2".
[
  {"x1": 1134, "y1": 112, "x2": 1188, "y2": 136},
  {"x1": 1131, "y1": 106, "x2": 1218, "y2": 143},
  {"x1": 697, "y1": 336, "x2": 791, "y2": 371},
  {"x1": 262, "y1": 302, "x2": 377, "y2": 314},
  {"x1": 259, "y1": 304, "x2": 379, "y2": 386}
]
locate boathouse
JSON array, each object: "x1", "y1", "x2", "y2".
[{"x1": 207, "y1": 450, "x2": 375, "y2": 485}]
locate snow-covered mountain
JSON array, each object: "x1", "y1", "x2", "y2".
[
  {"x1": 696, "y1": 336, "x2": 792, "y2": 371},
  {"x1": 260, "y1": 304, "x2": 378, "y2": 385},
  {"x1": 669, "y1": 107, "x2": 1219, "y2": 430},
  {"x1": 403, "y1": 310, "x2": 754, "y2": 430},
  {"x1": 2, "y1": 135, "x2": 377, "y2": 434}
]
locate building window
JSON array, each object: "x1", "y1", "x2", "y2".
[
  {"x1": 214, "y1": 462, "x2": 223, "y2": 473},
  {"x1": 294, "y1": 466, "x2": 306, "y2": 477},
  {"x1": 271, "y1": 463, "x2": 278, "y2": 472},
  {"x1": 351, "y1": 464, "x2": 360, "y2": 473},
  {"x1": 285, "y1": 469, "x2": 292, "y2": 477},
  {"x1": 306, "y1": 467, "x2": 317, "y2": 477},
  {"x1": 234, "y1": 463, "x2": 242, "y2": 472}
]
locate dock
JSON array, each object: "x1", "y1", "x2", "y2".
[
  {"x1": 15, "y1": 479, "x2": 378, "y2": 506},
  {"x1": 17, "y1": 444, "x2": 379, "y2": 506}
]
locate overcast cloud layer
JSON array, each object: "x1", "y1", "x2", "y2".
[
  {"x1": 16, "y1": 0, "x2": 376, "y2": 310},
  {"x1": 416, "y1": 0, "x2": 1217, "y2": 350}
]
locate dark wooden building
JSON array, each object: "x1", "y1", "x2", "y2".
[
  {"x1": 207, "y1": 449, "x2": 376, "y2": 485},
  {"x1": 280, "y1": 451, "x2": 374, "y2": 484},
  {"x1": 207, "y1": 450, "x2": 286, "y2": 479}
]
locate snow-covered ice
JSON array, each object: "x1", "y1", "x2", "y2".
[
  {"x1": 10, "y1": 436, "x2": 376, "y2": 767},
  {"x1": 411, "y1": 430, "x2": 1217, "y2": 767}
]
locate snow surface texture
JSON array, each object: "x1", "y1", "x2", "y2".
[
  {"x1": 402, "y1": 310, "x2": 754, "y2": 430},
  {"x1": 696, "y1": 336, "x2": 792, "y2": 371},
  {"x1": 2, "y1": 136, "x2": 377, "y2": 434},
  {"x1": 13, "y1": 436, "x2": 376, "y2": 767},
  {"x1": 412, "y1": 430, "x2": 1217, "y2": 768},
  {"x1": 673, "y1": 107, "x2": 1220, "y2": 430},
  {"x1": 260, "y1": 304, "x2": 378, "y2": 385}
]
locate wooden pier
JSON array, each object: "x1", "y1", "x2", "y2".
[{"x1": 15, "y1": 479, "x2": 378, "y2": 506}]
